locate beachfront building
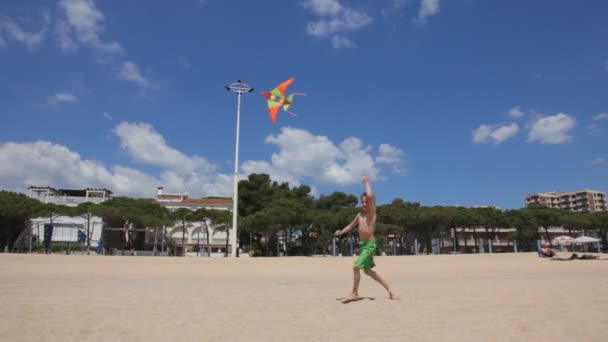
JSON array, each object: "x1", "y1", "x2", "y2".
[
  {"x1": 27, "y1": 186, "x2": 112, "y2": 249},
  {"x1": 28, "y1": 186, "x2": 112, "y2": 206},
  {"x1": 154, "y1": 187, "x2": 234, "y2": 255},
  {"x1": 525, "y1": 189, "x2": 607, "y2": 213},
  {"x1": 394, "y1": 225, "x2": 594, "y2": 255}
]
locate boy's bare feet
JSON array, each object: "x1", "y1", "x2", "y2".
[{"x1": 337, "y1": 293, "x2": 359, "y2": 303}]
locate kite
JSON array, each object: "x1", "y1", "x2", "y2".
[{"x1": 261, "y1": 77, "x2": 306, "y2": 123}]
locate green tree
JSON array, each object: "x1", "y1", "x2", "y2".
[
  {"x1": 418, "y1": 207, "x2": 451, "y2": 254},
  {"x1": 590, "y1": 211, "x2": 608, "y2": 251},
  {"x1": 169, "y1": 208, "x2": 195, "y2": 255},
  {"x1": 0, "y1": 191, "x2": 45, "y2": 251},
  {"x1": 525, "y1": 205, "x2": 560, "y2": 246},
  {"x1": 236, "y1": 173, "x2": 315, "y2": 256},
  {"x1": 558, "y1": 211, "x2": 589, "y2": 238},
  {"x1": 241, "y1": 210, "x2": 273, "y2": 256},
  {"x1": 505, "y1": 209, "x2": 538, "y2": 251},
  {"x1": 96, "y1": 197, "x2": 170, "y2": 251}
]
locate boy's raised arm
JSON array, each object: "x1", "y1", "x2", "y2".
[{"x1": 363, "y1": 176, "x2": 376, "y2": 212}]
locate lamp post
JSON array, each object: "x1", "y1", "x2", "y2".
[{"x1": 225, "y1": 80, "x2": 254, "y2": 257}]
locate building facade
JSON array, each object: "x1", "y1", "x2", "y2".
[
  {"x1": 28, "y1": 186, "x2": 112, "y2": 206},
  {"x1": 525, "y1": 189, "x2": 607, "y2": 212},
  {"x1": 27, "y1": 186, "x2": 112, "y2": 249},
  {"x1": 155, "y1": 187, "x2": 234, "y2": 255}
]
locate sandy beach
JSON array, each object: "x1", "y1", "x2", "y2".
[{"x1": 1, "y1": 253, "x2": 607, "y2": 341}]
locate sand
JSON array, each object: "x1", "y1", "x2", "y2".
[{"x1": 1, "y1": 252, "x2": 607, "y2": 341}]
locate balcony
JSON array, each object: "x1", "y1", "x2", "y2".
[{"x1": 44, "y1": 195, "x2": 107, "y2": 206}]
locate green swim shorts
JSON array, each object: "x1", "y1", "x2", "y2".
[{"x1": 354, "y1": 239, "x2": 376, "y2": 270}]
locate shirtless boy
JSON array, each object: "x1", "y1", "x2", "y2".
[{"x1": 335, "y1": 176, "x2": 396, "y2": 302}]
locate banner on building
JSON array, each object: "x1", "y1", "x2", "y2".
[
  {"x1": 77, "y1": 230, "x2": 87, "y2": 243},
  {"x1": 43, "y1": 224, "x2": 54, "y2": 250}
]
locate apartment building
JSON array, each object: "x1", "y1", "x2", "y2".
[
  {"x1": 525, "y1": 189, "x2": 607, "y2": 212},
  {"x1": 155, "y1": 187, "x2": 234, "y2": 254}
]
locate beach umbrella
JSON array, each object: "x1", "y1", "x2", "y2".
[
  {"x1": 552, "y1": 235, "x2": 573, "y2": 245},
  {"x1": 551, "y1": 235, "x2": 574, "y2": 254}
]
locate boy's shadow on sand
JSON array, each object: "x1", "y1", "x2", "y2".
[{"x1": 336, "y1": 296, "x2": 376, "y2": 304}]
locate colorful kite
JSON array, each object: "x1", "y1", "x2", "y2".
[{"x1": 261, "y1": 77, "x2": 306, "y2": 123}]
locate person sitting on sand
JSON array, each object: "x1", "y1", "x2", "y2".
[{"x1": 540, "y1": 244, "x2": 559, "y2": 257}]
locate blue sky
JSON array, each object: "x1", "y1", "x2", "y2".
[{"x1": 1, "y1": 0, "x2": 607, "y2": 209}]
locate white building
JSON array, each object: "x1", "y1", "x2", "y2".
[
  {"x1": 30, "y1": 215, "x2": 103, "y2": 248},
  {"x1": 155, "y1": 187, "x2": 234, "y2": 255},
  {"x1": 28, "y1": 186, "x2": 112, "y2": 249},
  {"x1": 28, "y1": 186, "x2": 111, "y2": 206}
]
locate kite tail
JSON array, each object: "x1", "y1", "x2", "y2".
[{"x1": 284, "y1": 110, "x2": 298, "y2": 117}]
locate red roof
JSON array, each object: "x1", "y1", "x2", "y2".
[
  {"x1": 157, "y1": 194, "x2": 184, "y2": 199},
  {"x1": 180, "y1": 198, "x2": 232, "y2": 205}
]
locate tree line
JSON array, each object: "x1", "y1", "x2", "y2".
[{"x1": 1, "y1": 174, "x2": 607, "y2": 255}]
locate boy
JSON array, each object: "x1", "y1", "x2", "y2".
[{"x1": 335, "y1": 176, "x2": 396, "y2": 303}]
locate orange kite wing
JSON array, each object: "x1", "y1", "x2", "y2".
[
  {"x1": 268, "y1": 105, "x2": 280, "y2": 123},
  {"x1": 276, "y1": 77, "x2": 295, "y2": 96}
]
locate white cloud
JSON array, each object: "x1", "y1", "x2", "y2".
[
  {"x1": 381, "y1": 0, "x2": 411, "y2": 18},
  {"x1": 103, "y1": 112, "x2": 112, "y2": 120},
  {"x1": 591, "y1": 157, "x2": 606, "y2": 165},
  {"x1": 0, "y1": 141, "x2": 159, "y2": 197},
  {"x1": 491, "y1": 123, "x2": 519, "y2": 143},
  {"x1": 301, "y1": 0, "x2": 372, "y2": 49},
  {"x1": 588, "y1": 123, "x2": 600, "y2": 135},
  {"x1": 415, "y1": 0, "x2": 440, "y2": 24},
  {"x1": 527, "y1": 113, "x2": 576, "y2": 144},
  {"x1": 508, "y1": 106, "x2": 524, "y2": 118},
  {"x1": 331, "y1": 35, "x2": 355, "y2": 48},
  {"x1": 242, "y1": 127, "x2": 401, "y2": 186},
  {"x1": 472, "y1": 124, "x2": 492, "y2": 143},
  {"x1": 58, "y1": 0, "x2": 123, "y2": 53},
  {"x1": 114, "y1": 122, "x2": 216, "y2": 176},
  {"x1": 589, "y1": 113, "x2": 608, "y2": 134},
  {"x1": 47, "y1": 92, "x2": 78, "y2": 105},
  {"x1": 118, "y1": 61, "x2": 152, "y2": 88},
  {"x1": 303, "y1": 0, "x2": 343, "y2": 16},
  {"x1": 593, "y1": 112, "x2": 608, "y2": 121},
  {"x1": 390, "y1": 0, "x2": 411, "y2": 12},
  {"x1": 177, "y1": 57, "x2": 191, "y2": 69},
  {"x1": 376, "y1": 144, "x2": 407, "y2": 175},
  {"x1": 0, "y1": 14, "x2": 48, "y2": 50},
  {"x1": 56, "y1": 1, "x2": 154, "y2": 94},
  {"x1": 0, "y1": 124, "x2": 233, "y2": 198},
  {"x1": 472, "y1": 123, "x2": 518, "y2": 144},
  {"x1": 54, "y1": 18, "x2": 77, "y2": 51},
  {"x1": 0, "y1": 124, "x2": 406, "y2": 199},
  {"x1": 241, "y1": 160, "x2": 304, "y2": 189}
]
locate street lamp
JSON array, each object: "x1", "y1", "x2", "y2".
[{"x1": 225, "y1": 80, "x2": 254, "y2": 257}]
